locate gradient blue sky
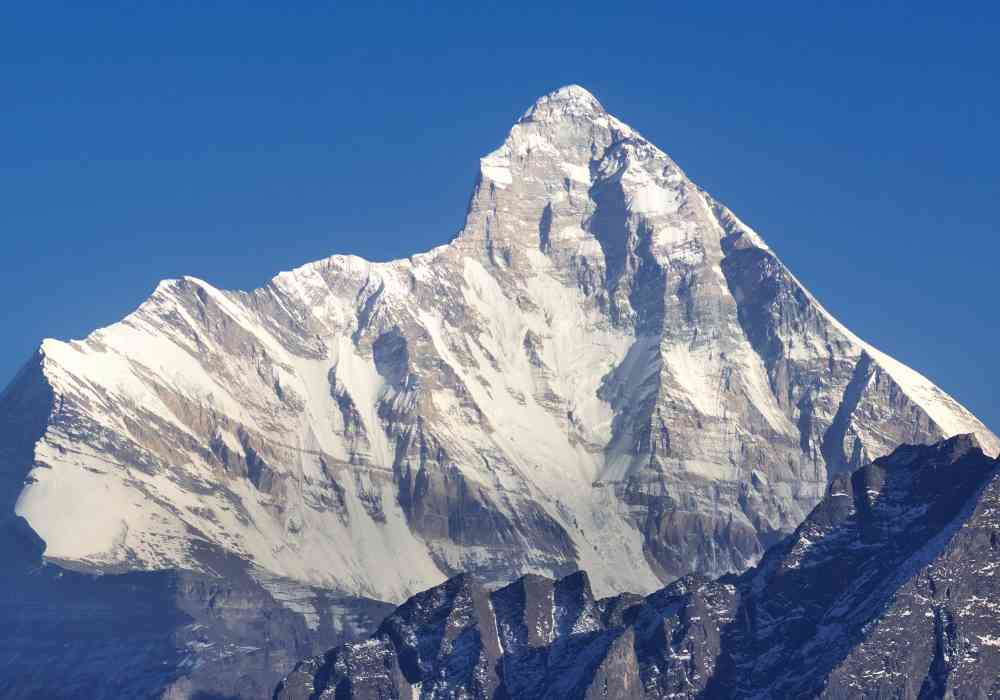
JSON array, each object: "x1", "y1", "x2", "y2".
[{"x1": 3, "y1": 2, "x2": 998, "y2": 431}]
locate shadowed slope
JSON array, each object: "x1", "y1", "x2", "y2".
[{"x1": 276, "y1": 435, "x2": 1000, "y2": 699}]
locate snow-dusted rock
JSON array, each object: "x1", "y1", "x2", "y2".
[
  {"x1": 276, "y1": 435, "x2": 1000, "y2": 699},
  {"x1": 2, "y1": 85, "x2": 996, "y2": 610}
]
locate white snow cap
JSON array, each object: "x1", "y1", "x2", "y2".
[{"x1": 521, "y1": 84, "x2": 605, "y2": 122}]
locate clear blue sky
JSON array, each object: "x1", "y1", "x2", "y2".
[{"x1": 3, "y1": 2, "x2": 998, "y2": 432}]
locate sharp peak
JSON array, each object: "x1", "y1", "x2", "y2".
[
  {"x1": 520, "y1": 84, "x2": 606, "y2": 122},
  {"x1": 541, "y1": 84, "x2": 601, "y2": 103}
]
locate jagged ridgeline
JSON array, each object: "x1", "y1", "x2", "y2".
[
  {"x1": 0, "y1": 86, "x2": 997, "y2": 698},
  {"x1": 276, "y1": 436, "x2": 1000, "y2": 699}
]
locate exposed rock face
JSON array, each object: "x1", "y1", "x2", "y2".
[
  {"x1": 2, "y1": 85, "x2": 996, "y2": 609},
  {"x1": 275, "y1": 435, "x2": 1000, "y2": 699}
]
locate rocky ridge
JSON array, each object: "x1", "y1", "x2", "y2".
[{"x1": 275, "y1": 435, "x2": 1000, "y2": 699}]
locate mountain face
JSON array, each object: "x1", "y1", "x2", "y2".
[
  {"x1": 2, "y1": 85, "x2": 996, "y2": 609},
  {"x1": 275, "y1": 435, "x2": 1000, "y2": 699}
]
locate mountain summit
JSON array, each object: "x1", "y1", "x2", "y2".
[
  {"x1": 2, "y1": 86, "x2": 996, "y2": 606},
  {"x1": 521, "y1": 84, "x2": 607, "y2": 120}
]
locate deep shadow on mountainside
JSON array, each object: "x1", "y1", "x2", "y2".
[
  {"x1": 0, "y1": 513, "x2": 392, "y2": 700},
  {"x1": 275, "y1": 435, "x2": 1000, "y2": 699}
]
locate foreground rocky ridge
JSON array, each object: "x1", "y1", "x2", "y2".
[
  {"x1": 276, "y1": 435, "x2": 1000, "y2": 699},
  {"x1": 3, "y1": 85, "x2": 995, "y2": 609}
]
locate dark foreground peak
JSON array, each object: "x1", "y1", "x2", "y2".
[{"x1": 276, "y1": 436, "x2": 1000, "y2": 699}]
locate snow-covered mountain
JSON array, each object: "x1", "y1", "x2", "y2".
[
  {"x1": 3, "y1": 85, "x2": 996, "y2": 606},
  {"x1": 275, "y1": 435, "x2": 1000, "y2": 699}
]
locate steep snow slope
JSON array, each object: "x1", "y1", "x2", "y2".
[{"x1": 4, "y1": 85, "x2": 996, "y2": 604}]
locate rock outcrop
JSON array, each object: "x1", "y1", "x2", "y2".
[{"x1": 276, "y1": 435, "x2": 1000, "y2": 699}]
